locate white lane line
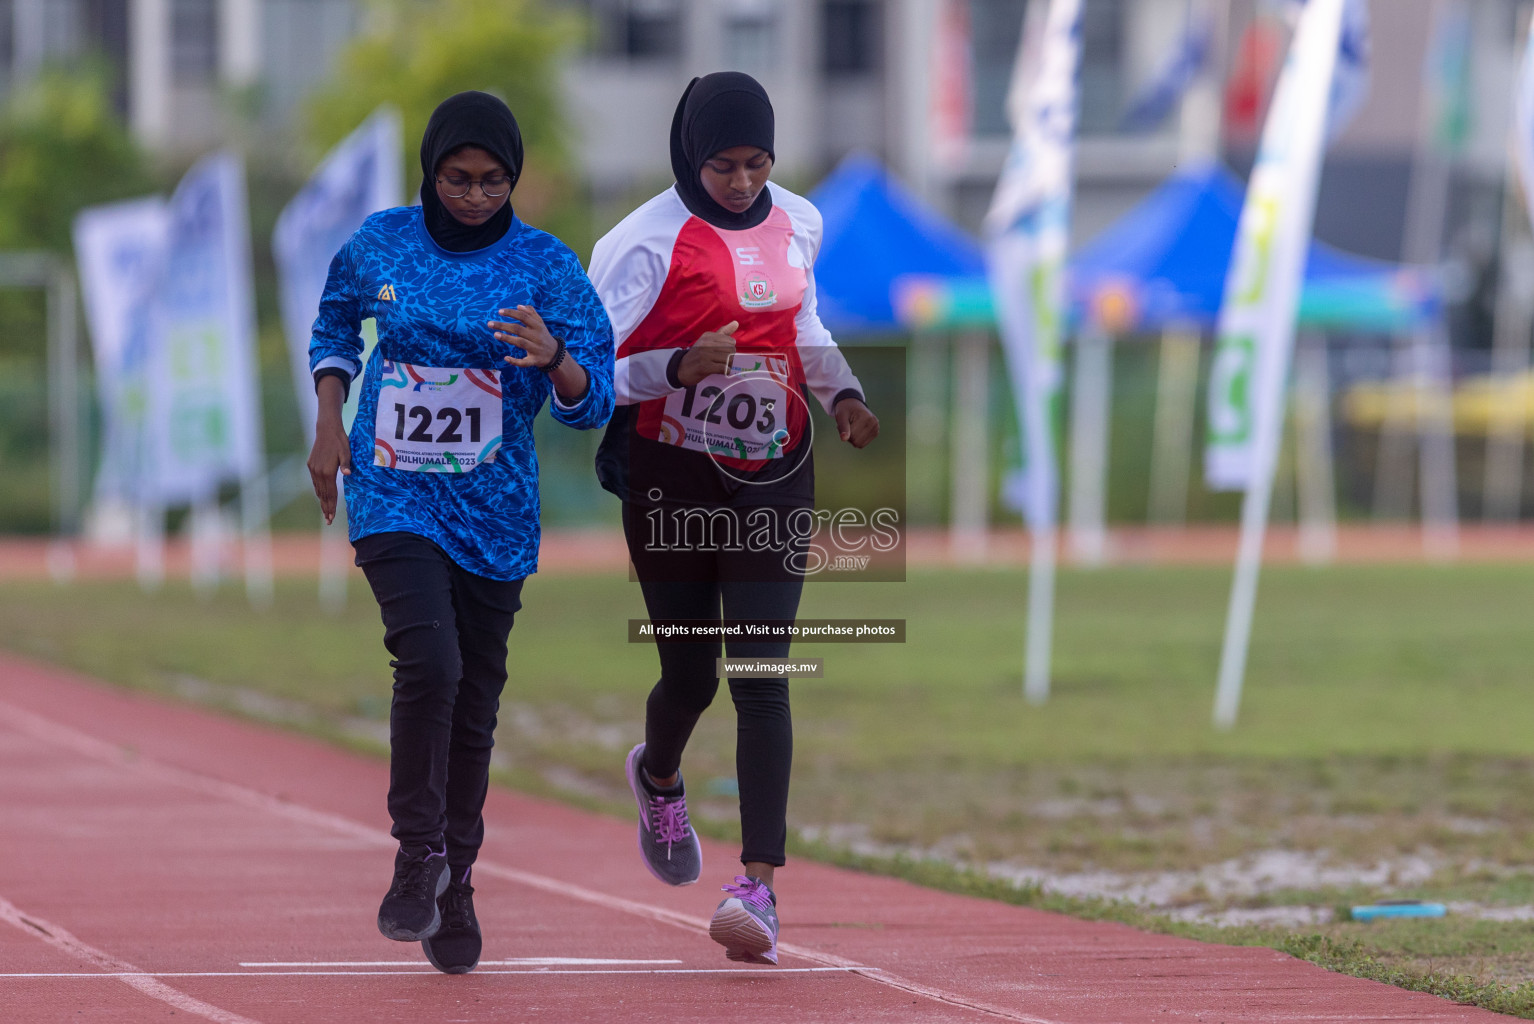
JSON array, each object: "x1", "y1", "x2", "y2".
[
  {"x1": 0, "y1": 698, "x2": 1064, "y2": 1024},
  {"x1": 0, "y1": 895, "x2": 263, "y2": 1024},
  {"x1": 0, "y1": 967, "x2": 873, "y2": 978},
  {"x1": 470, "y1": 859, "x2": 1062, "y2": 1024},
  {"x1": 239, "y1": 958, "x2": 685, "y2": 967}
]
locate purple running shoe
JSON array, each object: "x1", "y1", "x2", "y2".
[
  {"x1": 708, "y1": 875, "x2": 778, "y2": 965},
  {"x1": 624, "y1": 743, "x2": 702, "y2": 886}
]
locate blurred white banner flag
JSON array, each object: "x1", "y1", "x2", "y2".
[
  {"x1": 1118, "y1": 15, "x2": 1210, "y2": 133},
  {"x1": 148, "y1": 151, "x2": 265, "y2": 503},
  {"x1": 1514, "y1": 12, "x2": 1534, "y2": 219},
  {"x1": 72, "y1": 197, "x2": 170, "y2": 506},
  {"x1": 983, "y1": 0, "x2": 1081, "y2": 703},
  {"x1": 1208, "y1": 0, "x2": 1346, "y2": 729},
  {"x1": 1328, "y1": 0, "x2": 1370, "y2": 139},
  {"x1": 1277, "y1": 0, "x2": 1370, "y2": 141},
  {"x1": 1205, "y1": 0, "x2": 1348, "y2": 491},
  {"x1": 274, "y1": 106, "x2": 403, "y2": 440},
  {"x1": 984, "y1": 0, "x2": 1079, "y2": 530}
]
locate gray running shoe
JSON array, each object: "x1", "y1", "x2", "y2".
[
  {"x1": 624, "y1": 742, "x2": 702, "y2": 886},
  {"x1": 709, "y1": 875, "x2": 778, "y2": 965}
]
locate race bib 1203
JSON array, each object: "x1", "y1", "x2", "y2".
[
  {"x1": 657, "y1": 352, "x2": 793, "y2": 460},
  {"x1": 373, "y1": 361, "x2": 503, "y2": 473}
]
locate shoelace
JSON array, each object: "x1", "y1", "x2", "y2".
[
  {"x1": 392, "y1": 860, "x2": 432, "y2": 900},
  {"x1": 441, "y1": 883, "x2": 475, "y2": 932},
  {"x1": 648, "y1": 794, "x2": 692, "y2": 853},
  {"x1": 721, "y1": 875, "x2": 773, "y2": 912},
  {"x1": 391, "y1": 847, "x2": 444, "y2": 900}
]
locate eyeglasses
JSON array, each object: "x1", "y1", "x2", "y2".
[{"x1": 436, "y1": 174, "x2": 512, "y2": 199}]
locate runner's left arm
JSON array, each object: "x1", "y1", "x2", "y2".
[
  {"x1": 777, "y1": 190, "x2": 877, "y2": 446},
  {"x1": 796, "y1": 271, "x2": 878, "y2": 447},
  {"x1": 540, "y1": 247, "x2": 616, "y2": 430},
  {"x1": 775, "y1": 191, "x2": 866, "y2": 415},
  {"x1": 794, "y1": 270, "x2": 866, "y2": 414}
]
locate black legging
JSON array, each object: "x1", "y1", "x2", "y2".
[
  {"x1": 622, "y1": 503, "x2": 806, "y2": 867},
  {"x1": 354, "y1": 531, "x2": 524, "y2": 868}
]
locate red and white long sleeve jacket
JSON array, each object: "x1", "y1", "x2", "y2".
[{"x1": 590, "y1": 183, "x2": 863, "y2": 507}]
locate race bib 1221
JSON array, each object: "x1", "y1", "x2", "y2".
[{"x1": 373, "y1": 361, "x2": 503, "y2": 473}]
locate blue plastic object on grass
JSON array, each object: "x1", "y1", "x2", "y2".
[
  {"x1": 1349, "y1": 900, "x2": 1446, "y2": 921},
  {"x1": 707, "y1": 776, "x2": 739, "y2": 797}
]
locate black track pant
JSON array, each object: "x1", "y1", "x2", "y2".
[
  {"x1": 623, "y1": 503, "x2": 806, "y2": 867},
  {"x1": 354, "y1": 531, "x2": 523, "y2": 868}
]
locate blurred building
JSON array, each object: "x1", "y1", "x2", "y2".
[
  {"x1": 0, "y1": 0, "x2": 357, "y2": 147},
  {"x1": 562, "y1": 0, "x2": 1528, "y2": 353},
  {"x1": 4, "y1": 0, "x2": 1528, "y2": 312},
  {"x1": 548, "y1": 0, "x2": 1207, "y2": 255},
  {"x1": 560, "y1": 0, "x2": 1198, "y2": 232}
]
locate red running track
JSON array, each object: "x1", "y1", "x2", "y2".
[{"x1": 0, "y1": 652, "x2": 1513, "y2": 1023}]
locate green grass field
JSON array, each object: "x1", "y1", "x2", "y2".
[{"x1": 7, "y1": 562, "x2": 1534, "y2": 1013}]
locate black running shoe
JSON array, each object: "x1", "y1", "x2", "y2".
[
  {"x1": 423, "y1": 865, "x2": 481, "y2": 974},
  {"x1": 377, "y1": 842, "x2": 449, "y2": 941}
]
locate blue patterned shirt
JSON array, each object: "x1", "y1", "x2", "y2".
[{"x1": 308, "y1": 207, "x2": 615, "y2": 580}]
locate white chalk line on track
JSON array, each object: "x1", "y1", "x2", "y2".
[
  {"x1": 0, "y1": 894, "x2": 263, "y2": 1024},
  {"x1": 0, "y1": 697, "x2": 1066, "y2": 1024},
  {"x1": 239, "y1": 958, "x2": 685, "y2": 966},
  {"x1": 1, "y1": 967, "x2": 874, "y2": 978}
]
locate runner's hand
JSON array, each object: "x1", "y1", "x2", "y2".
[
  {"x1": 677, "y1": 321, "x2": 739, "y2": 386},
  {"x1": 307, "y1": 376, "x2": 352, "y2": 525},
  {"x1": 490, "y1": 305, "x2": 560, "y2": 368},
  {"x1": 834, "y1": 397, "x2": 879, "y2": 448}
]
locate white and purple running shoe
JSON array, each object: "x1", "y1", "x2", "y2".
[
  {"x1": 624, "y1": 742, "x2": 702, "y2": 886},
  {"x1": 708, "y1": 875, "x2": 778, "y2": 965}
]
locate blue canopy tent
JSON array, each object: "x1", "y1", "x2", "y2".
[
  {"x1": 1068, "y1": 162, "x2": 1440, "y2": 334},
  {"x1": 885, "y1": 161, "x2": 1441, "y2": 334},
  {"x1": 808, "y1": 153, "x2": 986, "y2": 334}
]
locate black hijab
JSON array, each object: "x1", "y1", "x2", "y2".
[
  {"x1": 419, "y1": 91, "x2": 524, "y2": 252},
  {"x1": 669, "y1": 72, "x2": 775, "y2": 230}
]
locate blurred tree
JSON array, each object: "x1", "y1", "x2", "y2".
[
  {"x1": 0, "y1": 64, "x2": 156, "y2": 254},
  {"x1": 304, "y1": 0, "x2": 588, "y2": 251},
  {"x1": 0, "y1": 66, "x2": 156, "y2": 529},
  {"x1": 0, "y1": 66, "x2": 156, "y2": 370}
]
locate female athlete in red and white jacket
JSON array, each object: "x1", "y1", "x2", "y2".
[{"x1": 590, "y1": 72, "x2": 877, "y2": 966}]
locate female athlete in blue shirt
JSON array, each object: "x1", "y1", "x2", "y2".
[{"x1": 305, "y1": 91, "x2": 614, "y2": 975}]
